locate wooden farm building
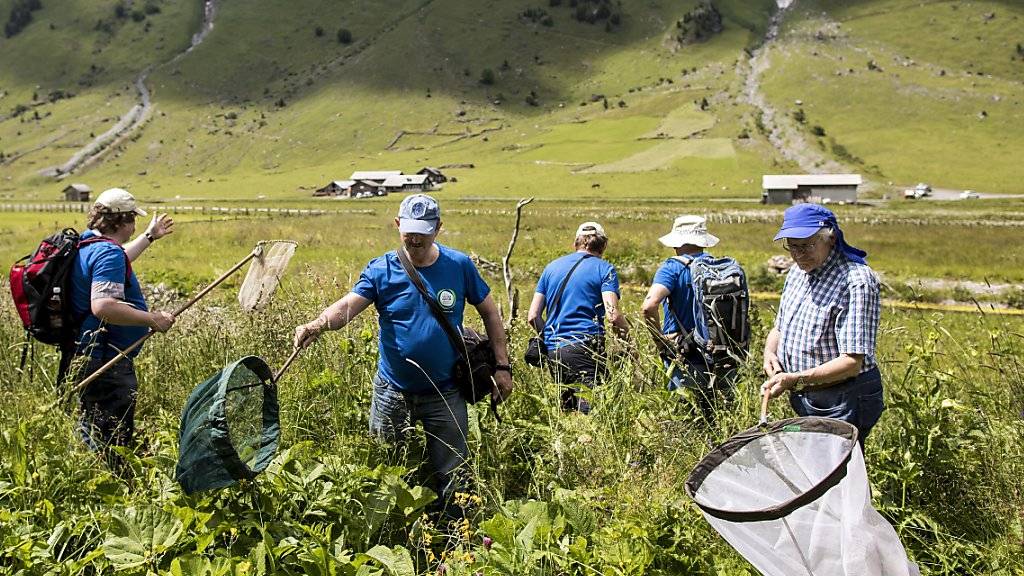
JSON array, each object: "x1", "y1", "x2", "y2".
[
  {"x1": 348, "y1": 180, "x2": 386, "y2": 198},
  {"x1": 62, "y1": 183, "x2": 92, "y2": 202},
  {"x1": 762, "y1": 174, "x2": 862, "y2": 204},
  {"x1": 313, "y1": 180, "x2": 355, "y2": 197},
  {"x1": 416, "y1": 167, "x2": 447, "y2": 185}
]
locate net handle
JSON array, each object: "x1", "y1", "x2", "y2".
[
  {"x1": 72, "y1": 246, "x2": 261, "y2": 394},
  {"x1": 758, "y1": 389, "x2": 770, "y2": 429},
  {"x1": 272, "y1": 347, "x2": 302, "y2": 385}
]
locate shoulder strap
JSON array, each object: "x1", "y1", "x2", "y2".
[
  {"x1": 396, "y1": 247, "x2": 467, "y2": 361},
  {"x1": 79, "y1": 236, "x2": 132, "y2": 285},
  {"x1": 548, "y1": 254, "x2": 591, "y2": 316}
]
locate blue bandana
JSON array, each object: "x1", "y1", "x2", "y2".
[{"x1": 773, "y1": 203, "x2": 867, "y2": 264}]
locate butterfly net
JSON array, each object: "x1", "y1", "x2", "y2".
[
  {"x1": 686, "y1": 417, "x2": 919, "y2": 576},
  {"x1": 175, "y1": 356, "x2": 280, "y2": 494},
  {"x1": 238, "y1": 240, "x2": 297, "y2": 312}
]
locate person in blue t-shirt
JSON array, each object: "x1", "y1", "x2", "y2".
[
  {"x1": 527, "y1": 221, "x2": 628, "y2": 413},
  {"x1": 294, "y1": 194, "x2": 512, "y2": 518},
  {"x1": 641, "y1": 215, "x2": 731, "y2": 422},
  {"x1": 70, "y1": 188, "x2": 176, "y2": 469}
]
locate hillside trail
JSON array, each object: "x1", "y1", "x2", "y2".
[
  {"x1": 39, "y1": 0, "x2": 218, "y2": 179},
  {"x1": 739, "y1": 0, "x2": 850, "y2": 175}
]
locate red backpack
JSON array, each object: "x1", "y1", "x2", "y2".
[{"x1": 9, "y1": 228, "x2": 127, "y2": 346}]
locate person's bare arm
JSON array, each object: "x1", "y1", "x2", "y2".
[
  {"x1": 91, "y1": 298, "x2": 174, "y2": 332},
  {"x1": 763, "y1": 326, "x2": 783, "y2": 377},
  {"x1": 641, "y1": 283, "x2": 676, "y2": 352},
  {"x1": 294, "y1": 293, "x2": 373, "y2": 348},
  {"x1": 124, "y1": 214, "x2": 174, "y2": 261},
  {"x1": 602, "y1": 291, "x2": 629, "y2": 339},
  {"x1": 526, "y1": 292, "x2": 546, "y2": 334},
  {"x1": 761, "y1": 353, "x2": 864, "y2": 399}
]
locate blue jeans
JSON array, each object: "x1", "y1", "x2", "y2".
[
  {"x1": 789, "y1": 366, "x2": 885, "y2": 448},
  {"x1": 369, "y1": 375, "x2": 469, "y2": 516}
]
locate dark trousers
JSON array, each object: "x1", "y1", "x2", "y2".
[
  {"x1": 662, "y1": 353, "x2": 737, "y2": 425},
  {"x1": 790, "y1": 366, "x2": 885, "y2": 449},
  {"x1": 75, "y1": 356, "x2": 138, "y2": 470},
  {"x1": 546, "y1": 336, "x2": 606, "y2": 413}
]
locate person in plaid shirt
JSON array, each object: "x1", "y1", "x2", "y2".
[{"x1": 761, "y1": 203, "x2": 884, "y2": 448}]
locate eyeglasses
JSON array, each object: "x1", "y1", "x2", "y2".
[{"x1": 782, "y1": 240, "x2": 817, "y2": 254}]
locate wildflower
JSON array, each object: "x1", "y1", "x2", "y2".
[{"x1": 482, "y1": 536, "x2": 493, "y2": 550}]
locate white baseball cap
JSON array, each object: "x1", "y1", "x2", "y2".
[
  {"x1": 95, "y1": 188, "x2": 147, "y2": 216},
  {"x1": 658, "y1": 215, "x2": 719, "y2": 248},
  {"x1": 575, "y1": 221, "x2": 607, "y2": 238}
]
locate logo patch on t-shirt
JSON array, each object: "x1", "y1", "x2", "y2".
[{"x1": 437, "y1": 288, "x2": 456, "y2": 311}]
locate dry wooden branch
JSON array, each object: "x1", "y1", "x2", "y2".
[{"x1": 502, "y1": 197, "x2": 535, "y2": 332}]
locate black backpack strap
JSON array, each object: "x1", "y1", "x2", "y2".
[
  {"x1": 547, "y1": 254, "x2": 591, "y2": 318},
  {"x1": 664, "y1": 256, "x2": 701, "y2": 359}
]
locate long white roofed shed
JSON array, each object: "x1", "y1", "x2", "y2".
[
  {"x1": 350, "y1": 170, "x2": 402, "y2": 183},
  {"x1": 762, "y1": 174, "x2": 862, "y2": 204},
  {"x1": 382, "y1": 174, "x2": 430, "y2": 191}
]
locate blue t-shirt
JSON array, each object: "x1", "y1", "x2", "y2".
[
  {"x1": 651, "y1": 253, "x2": 710, "y2": 335},
  {"x1": 71, "y1": 230, "x2": 149, "y2": 358},
  {"x1": 534, "y1": 252, "x2": 620, "y2": 349},
  {"x1": 352, "y1": 244, "x2": 490, "y2": 394}
]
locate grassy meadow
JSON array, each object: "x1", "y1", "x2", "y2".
[
  {"x1": 1, "y1": 206, "x2": 1024, "y2": 574},
  {"x1": 2, "y1": 0, "x2": 1024, "y2": 572}
]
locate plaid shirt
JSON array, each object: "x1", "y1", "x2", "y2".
[{"x1": 775, "y1": 249, "x2": 880, "y2": 374}]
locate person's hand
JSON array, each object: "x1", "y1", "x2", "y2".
[
  {"x1": 148, "y1": 311, "x2": 175, "y2": 332},
  {"x1": 761, "y1": 372, "x2": 797, "y2": 399},
  {"x1": 145, "y1": 213, "x2": 175, "y2": 240},
  {"x1": 492, "y1": 369, "x2": 513, "y2": 404},
  {"x1": 763, "y1": 351, "x2": 783, "y2": 377},
  {"x1": 294, "y1": 320, "x2": 324, "y2": 349}
]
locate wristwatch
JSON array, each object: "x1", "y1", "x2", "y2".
[
  {"x1": 495, "y1": 364, "x2": 512, "y2": 376},
  {"x1": 144, "y1": 232, "x2": 156, "y2": 243}
]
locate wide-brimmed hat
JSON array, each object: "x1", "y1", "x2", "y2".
[
  {"x1": 659, "y1": 215, "x2": 719, "y2": 248},
  {"x1": 95, "y1": 188, "x2": 147, "y2": 216},
  {"x1": 398, "y1": 194, "x2": 440, "y2": 234}
]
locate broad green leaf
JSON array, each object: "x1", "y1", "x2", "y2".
[
  {"x1": 364, "y1": 545, "x2": 415, "y2": 576},
  {"x1": 102, "y1": 506, "x2": 184, "y2": 570}
]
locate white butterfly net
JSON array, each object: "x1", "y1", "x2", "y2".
[
  {"x1": 238, "y1": 241, "x2": 297, "y2": 312},
  {"x1": 687, "y1": 418, "x2": 919, "y2": 576}
]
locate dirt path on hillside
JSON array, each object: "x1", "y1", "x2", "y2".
[
  {"x1": 739, "y1": 0, "x2": 849, "y2": 174},
  {"x1": 39, "y1": 0, "x2": 218, "y2": 179}
]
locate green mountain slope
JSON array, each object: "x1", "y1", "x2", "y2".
[{"x1": 1, "y1": 0, "x2": 1020, "y2": 201}]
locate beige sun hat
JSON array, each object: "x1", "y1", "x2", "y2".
[
  {"x1": 658, "y1": 215, "x2": 719, "y2": 248},
  {"x1": 576, "y1": 221, "x2": 607, "y2": 238},
  {"x1": 95, "y1": 188, "x2": 147, "y2": 216}
]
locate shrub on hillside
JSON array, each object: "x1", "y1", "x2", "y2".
[
  {"x1": 676, "y1": 1, "x2": 722, "y2": 45},
  {"x1": 792, "y1": 108, "x2": 806, "y2": 123},
  {"x1": 131, "y1": 9, "x2": 145, "y2": 22},
  {"x1": 811, "y1": 125, "x2": 826, "y2": 137},
  {"x1": 144, "y1": 2, "x2": 160, "y2": 15},
  {"x1": 480, "y1": 68, "x2": 495, "y2": 85},
  {"x1": 337, "y1": 27, "x2": 352, "y2": 44},
  {"x1": 314, "y1": 26, "x2": 324, "y2": 37},
  {"x1": 4, "y1": 0, "x2": 43, "y2": 38}
]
